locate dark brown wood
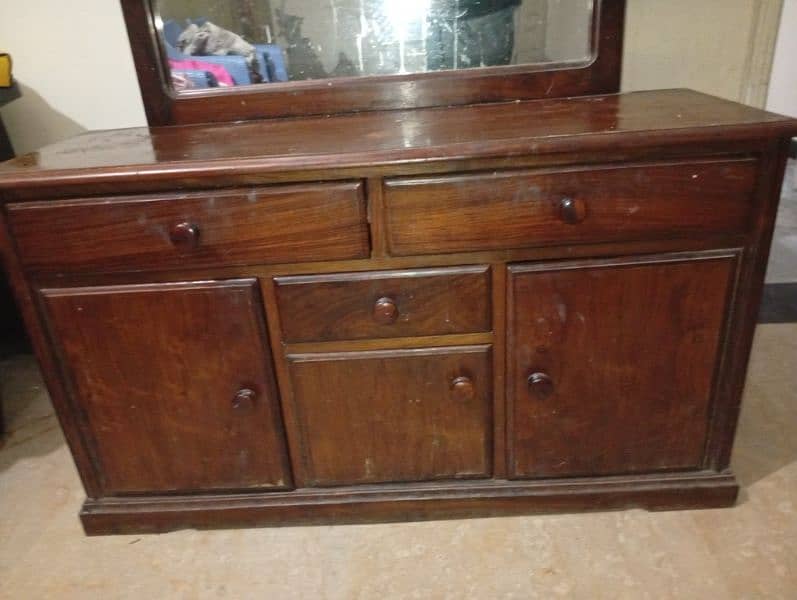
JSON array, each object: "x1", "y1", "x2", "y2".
[
  {"x1": 39, "y1": 279, "x2": 293, "y2": 494},
  {"x1": 119, "y1": 0, "x2": 172, "y2": 126},
  {"x1": 0, "y1": 90, "x2": 794, "y2": 201},
  {"x1": 79, "y1": 470, "x2": 739, "y2": 535},
  {"x1": 0, "y1": 88, "x2": 794, "y2": 533},
  {"x1": 8, "y1": 182, "x2": 368, "y2": 272},
  {"x1": 385, "y1": 159, "x2": 757, "y2": 256},
  {"x1": 451, "y1": 376, "x2": 476, "y2": 403},
  {"x1": 558, "y1": 197, "x2": 587, "y2": 225},
  {"x1": 507, "y1": 251, "x2": 738, "y2": 479},
  {"x1": 287, "y1": 346, "x2": 492, "y2": 486},
  {"x1": 703, "y1": 138, "x2": 793, "y2": 470},
  {"x1": 372, "y1": 297, "x2": 399, "y2": 325},
  {"x1": 168, "y1": 221, "x2": 200, "y2": 250},
  {"x1": 527, "y1": 372, "x2": 554, "y2": 400},
  {"x1": 274, "y1": 266, "x2": 491, "y2": 342},
  {"x1": 121, "y1": 0, "x2": 626, "y2": 126},
  {"x1": 0, "y1": 90, "x2": 797, "y2": 199},
  {"x1": 0, "y1": 210, "x2": 104, "y2": 497}
]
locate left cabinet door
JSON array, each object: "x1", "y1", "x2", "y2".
[{"x1": 40, "y1": 279, "x2": 293, "y2": 495}]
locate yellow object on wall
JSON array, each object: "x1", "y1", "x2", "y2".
[{"x1": 0, "y1": 53, "x2": 12, "y2": 87}]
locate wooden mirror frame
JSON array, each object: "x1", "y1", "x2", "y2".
[{"x1": 121, "y1": 0, "x2": 626, "y2": 126}]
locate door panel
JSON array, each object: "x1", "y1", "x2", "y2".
[
  {"x1": 41, "y1": 279, "x2": 292, "y2": 494},
  {"x1": 508, "y1": 253, "x2": 737, "y2": 479},
  {"x1": 288, "y1": 346, "x2": 492, "y2": 486}
]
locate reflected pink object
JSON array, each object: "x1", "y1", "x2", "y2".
[{"x1": 168, "y1": 59, "x2": 235, "y2": 87}]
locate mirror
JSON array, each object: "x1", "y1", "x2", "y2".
[{"x1": 155, "y1": 0, "x2": 597, "y2": 92}]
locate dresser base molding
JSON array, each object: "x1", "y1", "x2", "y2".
[{"x1": 80, "y1": 470, "x2": 739, "y2": 535}]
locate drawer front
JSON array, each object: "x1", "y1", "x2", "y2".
[
  {"x1": 288, "y1": 346, "x2": 492, "y2": 486},
  {"x1": 8, "y1": 182, "x2": 368, "y2": 272},
  {"x1": 384, "y1": 159, "x2": 757, "y2": 256},
  {"x1": 275, "y1": 266, "x2": 491, "y2": 342}
]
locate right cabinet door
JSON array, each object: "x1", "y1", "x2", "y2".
[{"x1": 507, "y1": 253, "x2": 738, "y2": 479}]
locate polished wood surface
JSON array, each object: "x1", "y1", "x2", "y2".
[
  {"x1": 0, "y1": 91, "x2": 795, "y2": 197},
  {"x1": 287, "y1": 346, "x2": 492, "y2": 486},
  {"x1": 385, "y1": 159, "x2": 757, "y2": 255},
  {"x1": 0, "y1": 89, "x2": 793, "y2": 533},
  {"x1": 274, "y1": 266, "x2": 491, "y2": 342},
  {"x1": 121, "y1": 0, "x2": 626, "y2": 126},
  {"x1": 507, "y1": 252, "x2": 737, "y2": 479},
  {"x1": 40, "y1": 280, "x2": 292, "y2": 494},
  {"x1": 8, "y1": 183, "x2": 368, "y2": 272}
]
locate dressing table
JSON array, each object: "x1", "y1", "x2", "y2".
[{"x1": 1, "y1": 0, "x2": 795, "y2": 534}]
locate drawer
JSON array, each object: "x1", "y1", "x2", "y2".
[
  {"x1": 288, "y1": 345, "x2": 493, "y2": 486},
  {"x1": 8, "y1": 182, "x2": 369, "y2": 272},
  {"x1": 275, "y1": 266, "x2": 491, "y2": 342},
  {"x1": 384, "y1": 159, "x2": 758, "y2": 256}
]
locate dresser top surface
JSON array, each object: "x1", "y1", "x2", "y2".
[{"x1": 1, "y1": 89, "x2": 795, "y2": 190}]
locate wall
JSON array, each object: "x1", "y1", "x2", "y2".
[
  {"x1": 0, "y1": 0, "x2": 147, "y2": 155},
  {"x1": 0, "y1": 0, "x2": 787, "y2": 156},
  {"x1": 767, "y1": 0, "x2": 797, "y2": 116},
  {"x1": 621, "y1": 0, "x2": 782, "y2": 106}
]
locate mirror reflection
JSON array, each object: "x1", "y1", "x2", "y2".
[{"x1": 156, "y1": 0, "x2": 597, "y2": 92}]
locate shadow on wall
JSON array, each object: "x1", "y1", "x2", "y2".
[{"x1": 0, "y1": 81, "x2": 86, "y2": 156}]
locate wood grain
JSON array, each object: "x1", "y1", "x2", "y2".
[
  {"x1": 288, "y1": 346, "x2": 493, "y2": 486},
  {"x1": 8, "y1": 182, "x2": 369, "y2": 272},
  {"x1": 274, "y1": 266, "x2": 491, "y2": 342},
  {"x1": 385, "y1": 159, "x2": 758, "y2": 256},
  {"x1": 40, "y1": 280, "x2": 293, "y2": 494},
  {"x1": 507, "y1": 252, "x2": 738, "y2": 478},
  {"x1": 0, "y1": 91, "x2": 795, "y2": 201},
  {"x1": 79, "y1": 470, "x2": 739, "y2": 535}
]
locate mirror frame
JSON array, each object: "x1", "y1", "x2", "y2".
[{"x1": 121, "y1": 0, "x2": 626, "y2": 126}]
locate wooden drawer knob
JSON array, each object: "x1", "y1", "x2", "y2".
[
  {"x1": 527, "y1": 372, "x2": 554, "y2": 399},
  {"x1": 169, "y1": 222, "x2": 200, "y2": 249},
  {"x1": 451, "y1": 376, "x2": 475, "y2": 402},
  {"x1": 559, "y1": 197, "x2": 587, "y2": 224},
  {"x1": 232, "y1": 388, "x2": 257, "y2": 411},
  {"x1": 373, "y1": 297, "x2": 399, "y2": 325}
]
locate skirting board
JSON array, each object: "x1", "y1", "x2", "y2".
[{"x1": 81, "y1": 470, "x2": 739, "y2": 535}]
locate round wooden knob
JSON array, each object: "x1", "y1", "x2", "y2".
[
  {"x1": 232, "y1": 388, "x2": 257, "y2": 411},
  {"x1": 373, "y1": 297, "x2": 399, "y2": 325},
  {"x1": 527, "y1": 372, "x2": 554, "y2": 399},
  {"x1": 558, "y1": 197, "x2": 587, "y2": 224},
  {"x1": 451, "y1": 376, "x2": 475, "y2": 402},
  {"x1": 169, "y1": 222, "x2": 200, "y2": 249}
]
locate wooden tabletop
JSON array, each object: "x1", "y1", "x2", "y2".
[{"x1": 1, "y1": 89, "x2": 795, "y2": 191}]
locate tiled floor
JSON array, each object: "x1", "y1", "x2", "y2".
[{"x1": 1, "y1": 324, "x2": 795, "y2": 599}]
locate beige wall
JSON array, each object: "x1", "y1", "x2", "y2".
[
  {"x1": 767, "y1": 0, "x2": 797, "y2": 116},
  {"x1": 622, "y1": 0, "x2": 783, "y2": 106},
  {"x1": 0, "y1": 0, "x2": 147, "y2": 155},
  {"x1": 0, "y1": 0, "x2": 786, "y2": 156}
]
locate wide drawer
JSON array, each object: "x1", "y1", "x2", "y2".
[
  {"x1": 8, "y1": 182, "x2": 369, "y2": 272},
  {"x1": 288, "y1": 345, "x2": 493, "y2": 486},
  {"x1": 275, "y1": 266, "x2": 491, "y2": 342},
  {"x1": 384, "y1": 159, "x2": 758, "y2": 256}
]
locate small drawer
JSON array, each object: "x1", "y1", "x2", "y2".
[
  {"x1": 384, "y1": 159, "x2": 758, "y2": 256},
  {"x1": 8, "y1": 182, "x2": 369, "y2": 272},
  {"x1": 274, "y1": 266, "x2": 491, "y2": 343}
]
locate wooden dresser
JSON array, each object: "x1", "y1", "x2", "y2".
[{"x1": 1, "y1": 89, "x2": 795, "y2": 534}]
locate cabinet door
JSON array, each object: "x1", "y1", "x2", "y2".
[
  {"x1": 41, "y1": 280, "x2": 292, "y2": 495},
  {"x1": 508, "y1": 254, "x2": 736, "y2": 479},
  {"x1": 288, "y1": 346, "x2": 492, "y2": 486}
]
